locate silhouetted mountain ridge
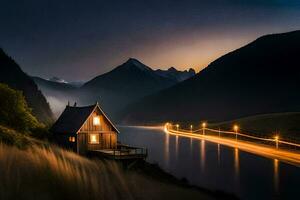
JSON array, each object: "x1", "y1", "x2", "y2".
[
  {"x1": 49, "y1": 77, "x2": 68, "y2": 83},
  {"x1": 0, "y1": 49, "x2": 53, "y2": 124},
  {"x1": 156, "y1": 67, "x2": 196, "y2": 82},
  {"x1": 82, "y1": 58, "x2": 175, "y2": 91},
  {"x1": 121, "y1": 30, "x2": 300, "y2": 124},
  {"x1": 79, "y1": 58, "x2": 179, "y2": 119},
  {"x1": 33, "y1": 58, "x2": 196, "y2": 120},
  {"x1": 33, "y1": 77, "x2": 76, "y2": 91}
]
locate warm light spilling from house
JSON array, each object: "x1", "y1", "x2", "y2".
[
  {"x1": 93, "y1": 116, "x2": 101, "y2": 126},
  {"x1": 89, "y1": 134, "x2": 99, "y2": 144}
]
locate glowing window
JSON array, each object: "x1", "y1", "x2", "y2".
[
  {"x1": 69, "y1": 136, "x2": 76, "y2": 143},
  {"x1": 89, "y1": 134, "x2": 99, "y2": 144},
  {"x1": 93, "y1": 116, "x2": 100, "y2": 126}
]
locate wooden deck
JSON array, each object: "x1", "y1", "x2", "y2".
[{"x1": 88, "y1": 144, "x2": 148, "y2": 160}]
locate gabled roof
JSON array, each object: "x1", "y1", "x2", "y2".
[{"x1": 50, "y1": 103, "x2": 119, "y2": 134}]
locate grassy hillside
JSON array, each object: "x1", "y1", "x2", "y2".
[
  {"x1": 0, "y1": 125, "x2": 36, "y2": 148},
  {"x1": 0, "y1": 137, "x2": 234, "y2": 200}
]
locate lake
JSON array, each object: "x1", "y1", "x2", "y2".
[{"x1": 118, "y1": 126, "x2": 300, "y2": 200}]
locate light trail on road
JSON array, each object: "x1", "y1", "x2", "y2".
[{"x1": 164, "y1": 124, "x2": 300, "y2": 167}]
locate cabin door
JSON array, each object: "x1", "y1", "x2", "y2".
[{"x1": 77, "y1": 133, "x2": 87, "y2": 155}]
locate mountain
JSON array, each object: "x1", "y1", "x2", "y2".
[
  {"x1": 82, "y1": 58, "x2": 176, "y2": 91},
  {"x1": 121, "y1": 30, "x2": 300, "y2": 124},
  {"x1": 32, "y1": 77, "x2": 79, "y2": 117},
  {"x1": 80, "y1": 58, "x2": 178, "y2": 119},
  {"x1": 0, "y1": 49, "x2": 53, "y2": 124},
  {"x1": 68, "y1": 81, "x2": 85, "y2": 88},
  {"x1": 47, "y1": 76, "x2": 84, "y2": 87},
  {"x1": 33, "y1": 77, "x2": 76, "y2": 91},
  {"x1": 33, "y1": 58, "x2": 195, "y2": 120},
  {"x1": 49, "y1": 76, "x2": 68, "y2": 83},
  {"x1": 155, "y1": 67, "x2": 196, "y2": 82}
]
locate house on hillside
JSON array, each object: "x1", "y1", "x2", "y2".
[{"x1": 51, "y1": 102, "x2": 147, "y2": 159}]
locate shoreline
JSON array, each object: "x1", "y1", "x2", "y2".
[{"x1": 128, "y1": 160, "x2": 238, "y2": 200}]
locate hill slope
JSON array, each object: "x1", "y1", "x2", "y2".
[
  {"x1": 0, "y1": 116, "x2": 227, "y2": 200},
  {"x1": 207, "y1": 112, "x2": 300, "y2": 140},
  {"x1": 122, "y1": 31, "x2": 300, "y2": 124},
  {"x1": 0, "y1": 49, "x2": 53, "y2": 124}
]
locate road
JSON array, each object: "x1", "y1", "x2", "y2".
[{"x1": 164, "y1": 125, "x2": 300, "y2": 167}]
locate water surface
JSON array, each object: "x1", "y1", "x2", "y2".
[{"x1": 118, "y1": 126, "x2": 300, "y2": 200}]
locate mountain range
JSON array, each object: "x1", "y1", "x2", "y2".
[
  {"x1": 155, "y1": 67, "x2": 195, "y2": 82},
  {"x1": 121, "y1": 30, "x2": 300, "y2": 124},
  {"x1": 0, "y1": 49, "x2": 53, "y2": 124},
  {"x1": 33, "y1": 58, "x2": 196, "y2": 119},
  {"x1": 47, "y1": 77, "x2": 84, "y2": 87},
  {"x1": 6, "y1": 30, "x2": 300, "y2": 125}
]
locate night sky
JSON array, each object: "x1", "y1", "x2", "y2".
[{"x1": 1, "y1": 0, "x2": 300, "y2": 81}]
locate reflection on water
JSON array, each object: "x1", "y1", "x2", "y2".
[
  {"x1": 200, "y1": 140, "x2": 206, "y2": 173},
  {"x1": 234, "y1": 148, "x2": 240, "y2": 190},
  {"x1": 175, "y1": 136, "x2": 179, "y2": 159},
  {"x1": 234, "y1": 148, "x2": 240, "y2": 176},
  {"x1": 118, "y1": 126, "x2": 300, "y2": 200},
  {"x1": 164, "y1": 132, "x2": 169, "y2": 167},
  {"x1": 217, "y1": 143, "x2": 220, "y2": 165},
  {"x1": 274, "y1": 159, "x2": 279, "y2": 194}
]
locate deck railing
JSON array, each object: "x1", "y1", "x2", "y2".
[{"x1": 112, "y1": 144, "x2": 148, "y2": 157}]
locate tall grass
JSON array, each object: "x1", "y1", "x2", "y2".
[
  {"x1": 0, "y1": 144, "x2": 214, "y2": 200},
  {"x1": 0, "y1": 144, "x2": 127, "y2": 200}
]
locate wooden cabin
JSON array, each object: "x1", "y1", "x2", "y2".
[{"x1": 51, "y1": 102, "x2": 119, "y2": 155}]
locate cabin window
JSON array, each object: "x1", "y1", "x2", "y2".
[
  {"x1": 89, "y1": 133, "x2": 100, "y2": 144},
  {"x1": 69, "y1": 136, "x2": 76, "y2": 143},
  {"x1": 93, "y1": 116, "x2": 101, "y2": 126}
]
